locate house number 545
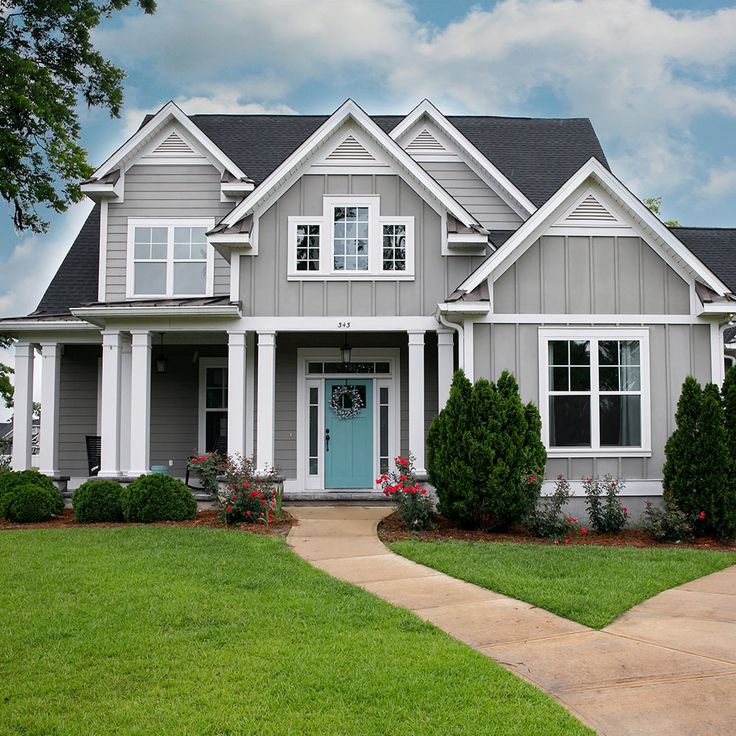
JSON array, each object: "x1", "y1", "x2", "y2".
[{"x1": 338, "y1": 321, "x2": 351, "y2": 328}]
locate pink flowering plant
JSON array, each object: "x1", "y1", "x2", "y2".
[
  {"x1": 376, "y1": 454, "x2": 435, "y2": 530},
  {"x1": 217, "y1": 455, "x2": 278, "y2": 525},
  {"x1": 186, "y1": 452, "x2": 222, "y2": 497},
  {"x1": 582, "y1": 475, "x2": 628, "y2": 534}
]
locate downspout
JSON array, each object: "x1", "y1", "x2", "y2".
[{"x1": 435, "y1": 306, "x2": 464, "y2": 371}]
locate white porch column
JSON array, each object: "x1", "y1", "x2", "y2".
[
  {"x1": 11, "y1": 342, "x2": 34, "y2": 471},
  {"x1": 119, "y1": 336, "x2": 132, "y2": 475},
  {"x1": 38, "y1": 342, "x2": 61, "y2": 476},
  {"x1": 227, "y1": 331, "x2": 247, "y2": 459},
  {"x1": 256, "y1": 331, "x2": 276, "y2": 473},
  {"x1": 128, "y1": 330, "x2": 151, "y2": 476},
  {"x1": 462, "y1": 319, "x2": 474, "y2": 382},
  {"x1": 408, "y1": 330, "x2": 426, "y2": 474},
  {"x1": 437, "y1": 329, "x2": 454, "y2": 411},
  {"x1": 99, "y1": 330, "x2": 122, "y2": 477}
]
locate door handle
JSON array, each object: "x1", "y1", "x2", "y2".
[{"x1": 325, "y1": 428, "x2": 330, "y2": 452}]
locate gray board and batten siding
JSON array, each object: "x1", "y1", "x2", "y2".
[
  {"x1": 475, "y1": 233, "x2": 707, "y2": 484},
  {"x1": 105, "y1": 164, "x2": 231, "y2": 301},
  {"x1": 240, "y1": 174, "x2": 487, "y2": 318},
  {"x1": 493, "y1": 235, "x2": 691, "y2": 315}
]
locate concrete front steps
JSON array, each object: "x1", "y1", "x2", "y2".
[{"x1": 286, "y1": 505, "x2": 736, "y2": 736}]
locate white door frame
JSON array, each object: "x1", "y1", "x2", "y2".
[{"x1": 295, "y1": 347, "x2": 401, "y2": 491}]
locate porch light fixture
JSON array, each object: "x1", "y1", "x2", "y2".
[
  {"x1": 341, "y1": 339, "x2": 352, "y2": 365},
  {"x1": 155, "y1": 333, "x2": 168, "y2": 374}
]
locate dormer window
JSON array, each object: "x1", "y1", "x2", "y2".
[
  {"x1": 126, "y1": 218, "x2": 214, "y2": 298},
  {"x1": 288, "y1": 196, "x2": 414, "y2": 280}
]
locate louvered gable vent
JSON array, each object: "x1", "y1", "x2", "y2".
[
  {"x1": 566, "y1": 194, "x2": 617, "y2": 222},
  {"x1": 325, "y1": 135, "x2": 375, "y2": 161},
  {"x1": 406, "y1": 128, "x2": 446, "y2": 152},
  {"x1": 149, "y1": 131, "x2": 201, "y2": 157}
]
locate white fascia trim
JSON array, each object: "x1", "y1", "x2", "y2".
[
  {"x1": 207, "y1": 233, "x2": 252, "y2": 245},
  {"x1": 542, "y1": 479, "x2": 663, "y2": 497},
  {"x1": 220, "y1": 99, "x2": 480, "y2": 230},
  {"x1": 698, "y1": 303, "x2": 736, "y2": 316},
  {"x1": 221, "y1": 182, "x2": 255, "y2": 194},
  {"x1": 71, "y1": 305, "x2": 241, "y2": 321},
  {"x1": 97, "y1": 200, "x2": 108, "y2": 303},
  {"x1": 437, "y1": 302, "x2": 490, "y2": 314},
  {"x1": 477, "y1": 312, "x2": 713, "y2": 325},
  {"x1": 390, "y1": 99, "x2": 536, "y2": 217},
  {"x1": 238, "y1": 315, "x2": 439, "y2": 332},
  {"x1": 80, "y1": 183, "x2": 118, "y2": 199},
  {"x1": 458, "y1": 158, "x2": 731, "y2": 297},
  {"x1": 448, "y1": 233, "x2": 488, "y2": 245},
  {"x1": 92, "y1": 101, "x2": 248, "y2": 182}
]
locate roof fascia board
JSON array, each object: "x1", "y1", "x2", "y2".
[
  {"x1": 92, "y1": 101, "x2": 248, "y2": 181},
  {"x1": 390, "y1": 99, "x2": 537, "y2": 217},
  {"x1": 458, "y1": 158, "x2": 731, "y2": 296},
  {"x1": 71, "y1": 305, "x2": 241, "y2": 321},
  {"x1": 221, "y1": 99, "x2": 480, "y2": 229}
]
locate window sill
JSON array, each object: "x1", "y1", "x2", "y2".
[
  {"x1": 546, "y1": 448, "x2": 652, "y2": 458},
  {"x1": 287, "y1": 273, "x2": 415, "y2": 282}
]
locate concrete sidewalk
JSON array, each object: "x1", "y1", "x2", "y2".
[{"x1": 286, "y1": 505, "x2": 736, "y2": 736}]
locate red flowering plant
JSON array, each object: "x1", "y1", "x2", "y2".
[
  {"x1": 186, "y1": 452, "x2": 223, "y2": 497},
  {"x1": 582, "y1": 475, "x2": 628, "y2": 534},
  {"x1": 216, "y1": 455, "x2": 278, "y2": 525},
  {"x1": 376, "y1": 454, "x2": 435, "y2": 530}
]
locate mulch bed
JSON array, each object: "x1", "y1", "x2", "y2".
[
  {"x1": 0, "y1": 508, "x2": 296, "y2": 537},
  {"x1": 378, "y1": 511, "x2": 736, "y2": 551}
]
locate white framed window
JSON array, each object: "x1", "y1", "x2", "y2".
[
  {"x1": 126, "y1": 218, "x2": 215, "y2": 298},
  {"x1": 539, "y1": 328, "x2": 651, "y2": 457},
  {"x1": 198, "y1": 358, "x2": 228, "y2": 454},
  {"x1": 287, "y1": 196, "x2": 414, "y2": 280}
]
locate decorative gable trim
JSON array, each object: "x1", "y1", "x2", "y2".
[
  {"x1": 220, "y1": 99, "x2": 482, "y2": 232},
  {"x1": 391, "y1": 99, "x2": 536, "y2": 218},
  {"x1": 91, "y1": 101, "x2": 249, "y2": 182},
  {"x1": 456, "y1": 157, "x2": 732, "y2": 299},
  {"x1": 325, "y1": 134, "x2": 375, "y2": 161},
  {"x1": 146, "y1": 130, "x2": 204, "y2": 158},
  {"x1": 138, "y1": 127, "x2": 209, "y2": 165},
  {"x1": 565, "y1": 194, "x2": 617, "y2": 222}
]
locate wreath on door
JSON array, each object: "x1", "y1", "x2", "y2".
[{"x1": 330, "y1": 385, "x2": 365, "y2": 420}]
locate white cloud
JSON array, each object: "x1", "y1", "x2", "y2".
[{"x1": 701, "y1": 159, "x2": 736, "y2": 197}]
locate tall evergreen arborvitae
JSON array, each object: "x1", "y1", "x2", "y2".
[
  {"x1": 663, "y1": 376, "x2": 703, "y2": 517},
  {"x1": 698, "y1": 383, "x2": 736, "y2": 540},
  {"x1": 722, "y1": 364, "x2": 736, "y2": 459},
  {"x1": 426, "y1": 369, "x2": 546, "y2": 530}
]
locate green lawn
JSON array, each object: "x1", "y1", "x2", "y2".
[
  {"x1": 390, "y1": 540, "x2": 736, "y2": 629},
  {"x1": 0, "y1": 528, "x2": 592, "y2": 736}
]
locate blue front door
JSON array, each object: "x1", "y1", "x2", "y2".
[{"x1": 324, "y1": 379, "x2": 373, "y2": 489}]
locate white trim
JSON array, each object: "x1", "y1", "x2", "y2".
[
  {"x1": 125, "y1": 217, "x2": 215, "y2": 300},
  {"x1": 207, "y1": 233, "x2": 252, "y2": 246},
  {"x1": 239, "y1": 315, "x2": 439, "y2": 332},
  {"x1": 93, "y1": 101, "x2": 247, "y2": 182},
  {"x1": 458, "y1": 158, "x2": 731, "y2": 297},
  {"x1": 698, "y1": 302, "x2": 736, "y2": 316},
  {"x1": 287, "y1": 195, "x2": 415, "y2": 280},
  {"x1": 462, "y1": 319, "x2": 474, "y2": 381},
  {"x1": 97, "y1": 200, "x2": 108, "y2": 303},
  {"x1": 390, "y1": 100, "x2": 536, "y2": 218},
  {"x1": 38, "y1": 343, "x2": 61, "y2": 476},
  {"x1": 296, "y1": 347, "x2": 400, "y2": 491},
  {"x1": 437, "y1": 302, "x2": 490, "y2": 314},
  {"x1": 245, "y1": 331, "x2": 255, "y2": 458},
  {"x1": 227, "y1": 332, "x2": 247, "y2": 459},
  {"x1": 11, "y1": 343, "x2": 34, "y2": 471},
  {"x1": 128, "y1": 330, "x2": 152, "y2": 476},
  {"x1": 542, "y1": 479, "x2": 663, "y2": 497},
  {"x1": 437, "y1": 330, "x2": 455, "y2": 411},
  {"x1": 198, "y1": 357, "x2": 228, "y2": 455},
  {"x1": 72, "y1": 305, "x2": 240, "y2": 323},
  {"x1": 538, "y1": 327, "x2": 651, "y2": 458},
  {"x1": 230, "y1": 252, "x2": 241, "y2": 303},
  {"x1": 474, "y1": 313, "x2": 712, "y2": 325},
  {"x1": 711, "y1": 321, "x2": 726, "y2": 386},
  {"x1": 119, "y1": 337, "x2": 132, "y2": 475},
  {"x1": 0, "y1": 320, "x2": 98, "y2": 332},
  {"x1": 98, "y1": 330, "x2": 122, "y2": 477},
  {"x1": 256, "y1": 331, "x2": 277, "y2": 473},
  {"x1": 408, "y1": 331, "x2": 426, "y2": 473},
  {"x1": 221, "y1": 99, "x2": 480, "y2": 230}
]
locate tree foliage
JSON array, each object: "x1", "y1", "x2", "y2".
[
  {"x1": 0, "y1": 335, "x2": 12, "y2": 410},
  {"x1": 0, "y1": 0, "x2": 156, "y2": 233},
  {"x1": 644, "y1": 196, "x2": 681, "y2": 228},
  {"x1": 426, "y1": 370, "x2": 546, "y2": 531}
]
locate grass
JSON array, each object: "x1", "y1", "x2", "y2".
[
  {"x1": 0, "y1": 528, "x2": 592, "y2": 736},
  {"x1": 389, "y1": 539, "x2": 736, "y2": 629}
]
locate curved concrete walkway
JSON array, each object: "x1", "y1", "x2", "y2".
[{"x1": 286, "y1": 505, "x2": 736, "y2": 736}]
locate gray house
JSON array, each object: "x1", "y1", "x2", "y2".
[{"x1": 1, "y1": 99, "x2": 735, "y2": 509}]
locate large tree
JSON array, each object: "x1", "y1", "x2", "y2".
[
  {"x1": 0, "y1": 335, "x2": 12, "y2": 410},
  {"x1": 0, "y1": 0, "x2": 156, "y2": 233}
]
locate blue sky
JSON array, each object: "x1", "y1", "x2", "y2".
[{"x1": 1, "y1": 0, "x2": 736, "y2": 395}]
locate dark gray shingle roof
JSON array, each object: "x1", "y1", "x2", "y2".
[
  {"x1": 33, "y1": 204, "x2": 101, "y2": 316},
  {"x1": 670, "y1": 227, "x2": 736, "y2": 293}
]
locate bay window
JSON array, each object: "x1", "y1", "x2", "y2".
[
  {"x1": 540, "y1": 329, "x2": 650, "y2": 456},
  {"x1": 127, "y1": 218, "x2": 214, "y2": 298},
  {"x1": 288, "y1": 196, "x2": 414, "y2": 279}
]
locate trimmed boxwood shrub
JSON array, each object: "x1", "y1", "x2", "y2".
[
  {"x1": 0, "y1": 469, "x2": 63, "y2": 517},
  {"x1": 0, "y1": 483, "x2": 61, "y2": 523},
  {"x1": 73, "y1": 479, "x2": 124, "y2": 523},
  {"x1": 121, "y1": 474, "x2": 197, "y2": 523}
]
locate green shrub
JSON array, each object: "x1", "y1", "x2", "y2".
[
  {"x1": 643, "y1": 490, "x2": 693, "y2": 543},
  {"x1": 426, "y1": 370, "x2": 546, "y2": 531},
  {"x1": 73, "y1": 479, "x2": 124, "y2": 523},
  {"x1": 582, "y1": 475, "x2": 629, "y2": 534},
  {"x1": 525, "y1": 476, "x2": 577, "y2": 540},
  {"x1": 0, "y1": 483, "x2": 61, "y2": 523},
  {"x1": 0, "y1": 469, "x2": 63, "y2": 516},
  {"x1": 376, "y1": 454, "x2": 435, "y2": 531},
  {"x1": 121, "y1": 474, "x2": 197, "y2": 523}
]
